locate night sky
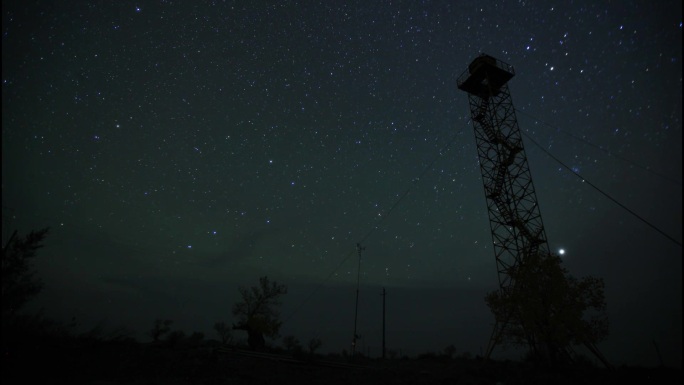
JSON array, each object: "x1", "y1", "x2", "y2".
[{"x1": 2, "y1": 0, "x2": 681, "y2": 367}]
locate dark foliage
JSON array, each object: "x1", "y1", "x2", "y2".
[
  {"x1": 2, "y1": 315, "x2": 680, "y2": 385},
  {"x1": 1, "y1": 228, "x2": 50, "y2": 318},
  {"x1": 485, "y1": 252, "x2": 609, "y2": 366},
  {"x1": 232, "y1": 276, "x2": 287, "y2": 350},
  {"x1": 282, "y1": 334, "x2": 302, "y2": 353},
  {"x1": 214, "y1": 321, "x2": 233, "y2": 345},
  {"x1": 308, "y1": 337, "x2": 322, "y2": 355},
  {"x1": 148, "y1": 319, "x2": 173, "y2": 342}
]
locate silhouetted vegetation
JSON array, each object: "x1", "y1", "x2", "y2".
[
  {"x1": 308, "y1": 337, "x2": 323, "y2": 356},
  {"x1": 0, "y1": 229, "x2": 679, "y2": 384},
  {"x1": 2, "y1": 313, "x2": 681, "y2": 384},
  {"x1": 232, "y1": 275, "x2": 287, "y2": 350},
  {"x1": 485, "y1": 252, "x2": 609, "y2": 367},
  {"x1": 148, "y1": 319, "x2": 173, "y2": 342},
  {"x1": 282, "y1": 334, "x2": 302, "y2": 353},
  {"x1": 443, "y1": 344, "x2": 457, "y2": 358},
  {"x1": 1, "y1": 227, "x2": 50, "y2": 318},
  {"x1": 213, "y1": 321, "x2": 233, "y2": 345}
]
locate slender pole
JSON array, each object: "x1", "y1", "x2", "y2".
[
  {"x1": 653, "y1": 339, "x2": 664, "y2": 367},
  {"x1": 382, "y1": 287, "x2": 386, "y2": 359},
  {"x1": 3, "y1": 230, "x2": 18, "y2": 254},
  {"x1": 352, "y1": 243, "x2": 365, "y2": 357}
]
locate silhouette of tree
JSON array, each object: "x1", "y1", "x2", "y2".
[
  {"x1": 1, "y1": 228, "x2": 50, "y2": 318},
  {"x1": 214, "y1": 321, "x2": 233, "y2": 345},
  {"x1": 232, "y1": 276, "x2": 287, "y2": 350},
  {"x1": 282, "y1": 335, "x2": 301, "y2": 353},
  {"x1": 165, "y1": 330, "x2": 186, "y2": 348},
  {"x1": 485, "y1": 252, "x2": 609, "y2": 365},
  {"x1": 443, "y1": 344, "x2": 456, "y2": 359},
  {"x1": 308, "y1": 337, "x2": 322, "y2": 356},
  {"x1": 148, "y1": 319, "x2": 173, "y2": 342},
  {"x1": 187, "y1": 331, "x2": 204, "y2": 346}
]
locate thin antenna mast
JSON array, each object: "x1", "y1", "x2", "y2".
[
  {"x1": 351, "y1": 243, "x2": 365, "y2": 357},
  {"x1": 382, "y1": 287, "x2": 386, "y2": 359}
]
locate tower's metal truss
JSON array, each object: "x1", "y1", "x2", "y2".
[{"x1": 457, "y1": 54, "x2": 550, "y2": 356}]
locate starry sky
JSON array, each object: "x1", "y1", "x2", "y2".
[{"x1": 2, "y1": 0, "x2": 681, "y2": 367}]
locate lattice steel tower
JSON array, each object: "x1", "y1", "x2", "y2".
[{"x1": 457, "y1": 54, "x2": 551, "y2": 357}]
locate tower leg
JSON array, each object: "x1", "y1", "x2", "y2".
[{"x1": 484, "y1": 321, "x2": 501, "y2": 359}]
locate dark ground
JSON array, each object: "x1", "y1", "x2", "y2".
[{"x1": 3, "y1": 337, "x2": 682, "y2": 385}]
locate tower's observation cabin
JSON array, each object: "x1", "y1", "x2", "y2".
[{"x1": 457, "y1": 54, "x2": 515, "y2": 98}]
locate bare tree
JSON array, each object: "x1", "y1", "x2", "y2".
[
  {"x1": 214, "y1": 321, "x2": 233, "y2": 345},
  {"x1": 282, "y1": 335, "x2": 301, "y2": 353},
  {"x1": 148, "y1": 319, "x2": 173, "y2": 342},
  {"x1": 308, "y1": 337, "x2": 322, "y2": 356},
  {"x1": 443, "y1": 344, "x2": 456, "y2": 359},
  {"x1": 232, "y1": 276, "x2": 287, "y2": 350}
]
